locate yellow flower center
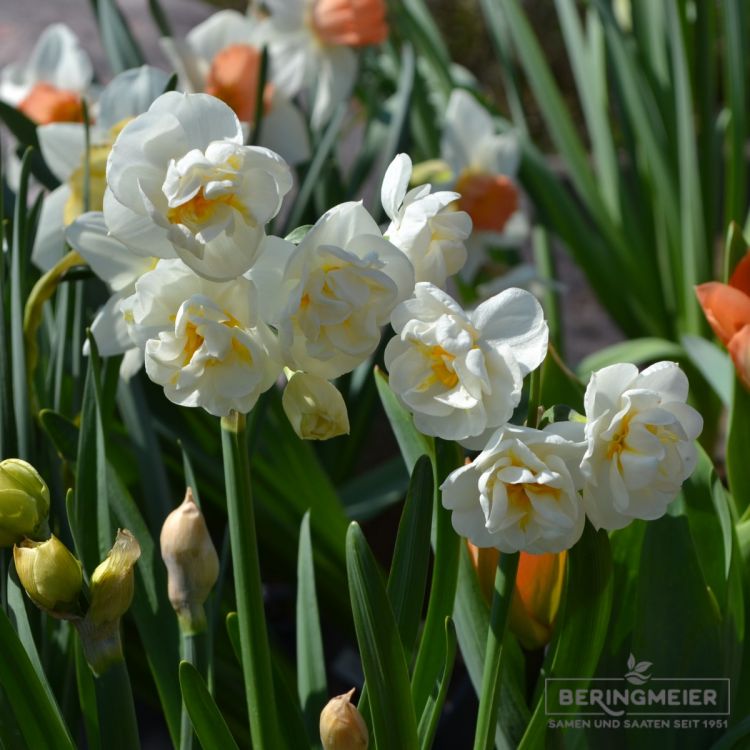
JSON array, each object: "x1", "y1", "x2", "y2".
[{"x1": 167, "y1": 189, "x2": 250, "y2": 231}]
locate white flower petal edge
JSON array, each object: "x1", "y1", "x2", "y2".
[
  {"x1": 120, "y1": 260, "x2": 282, "y2": 417},
  {"x1": 580, "y1": 361, "x2": 703, "y2": 530},
  {"x1": 381, "y1": 153, "x2": 472, "y2": 288},
  {"x1": 384, "y1": 282, "x2": 548, "y2": 442},
  {"x1": 105, "y1": 92, "x2": 292, "y2": 281},
  {"x1": 274, "y1": 202, "x2": 415, "y2": 379},
  {"x1": 441, "y1": 423, "x2": 586, "y2": 554}
]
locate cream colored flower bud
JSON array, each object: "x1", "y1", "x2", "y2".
[
  {"x1": 160, "y1": 488, "x2": 219, "y2": 633},
  {"x1": 88, "y1": 529, "x2": 141, "y2": 627},
  {"x1": 320, "y1": 689, "x2": 369, "y2": 750},
  {"x1": 0, "y1": 459, "x2": 50, "y2": 546},
  {"x1": 282, "y1": 371, "x2": 350, "y2": 440},
  {"x1": 13, "y1": 536, "x2": 82, "y2": 617}
]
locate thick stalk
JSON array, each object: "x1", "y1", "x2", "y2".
[
  {"x1": 472, "y1": 552, "x2": 519, "y2": 750},
  {"x1": 220, "y1": 411, "x2": 279, "y2": 749},
  {"x1": 94, "y1": 660, "x2": 140, "y2": 750}
]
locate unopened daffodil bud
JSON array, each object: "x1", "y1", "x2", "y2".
[
  {"x1": 0, "y1": 459, "x2": 50, "y2": 546},
  {"x1": 319, "y1": 689, "x2": 369, "y2": 750},
  {"x1": 77, "y1": 529, "x2": 141, "y2": 675},
  {"x1": 88, "y1": 529, "x2": 141, "y2": 628},
  {"x1": 13, "y1": 536, "x2": 83, "y2": 618},
  {"x1": 160, "y1": 488, "x2": 219, "y2": 634},
  {"x1": 282, "y1": 371, "x2": 350, "y2": 441},
  {"x1": 467, "y1": 541, "x2": 566, "y2": 651}
]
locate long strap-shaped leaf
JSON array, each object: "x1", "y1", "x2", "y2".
[
  {"x1": 0, "y1": 607, "x2": 76, "y2": 750},
  {"x1": 347, "y1": 523, "x2": 419, "y2": 750},
  {"x1": 179, "y1": 662, "x2": 239, "y2": 750}
]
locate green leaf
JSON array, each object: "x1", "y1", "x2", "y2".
[
  {"x1": 374, "y1": 368, "x2": 432, "y2": 473},
  {"x1": 519, "y1": 524, "x2": 613, "y2": 748},
  {"x1": 681, "y1": 335, "x2": 733, "y2": 407},
  {"x1": 179, "y1": 662, "x2": 239, "y2": 750},
  {"x1": 577, "y1": 338, "x2": 684, "y2": 380},
  {"x1": 386, "y1": 455, "x2": 434, "y2": 659},
  {"x1": 296, "y1": 511, "x2": 327, "y2": 745},
  {"x1": 346, "y1": 523, "x2": 419, "y2": 750},
  {"x1": 93, "y1": 0, "x2": 145, "y2": 74},
  {"x1": 339, "y1": 457, "x2": 409, "y2": 521},
  {"x1": 0, "y1": 607, "x2": 75, "y2": 750},
  {"x1": 0, "y1": 102, "x2": 39, "y2": 148},
  {"x1": 416, "y1": 617, "x2": 456, "y2": 750}
]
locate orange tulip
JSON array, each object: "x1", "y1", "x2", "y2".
[
  {"x1": 18, "y1": 82, "x2": 84, "y2": 125},
  {"x1": 467, "y1": 541, "x2": 566, "y2": 651},
  {"x1": 695, "y1": 252, "x2": 750, "y2": 388},
  {"x1": 205, "y1": 44, "x2": 274, "y2": 124},
  {"x1": 311, "y1": 0, "x2": 388, "y2": 48}
]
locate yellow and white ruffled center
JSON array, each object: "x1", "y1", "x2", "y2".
[{"x1": 162, "y1": 143, "x2": 255, "y2": 241}]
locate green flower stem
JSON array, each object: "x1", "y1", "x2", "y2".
[
  {"x1": 179, "y1": 630, "x2": 205, "y2": 750},
  {"x1": 526, "y1": 366, "x2": 542, "y2": 429},
  {"x1": 94, "y1": 660, "x2": 140, "y2": 750},
  {"x1": 220, "y1": 411, "x2": 280, "y2": 749},
  {"x1": 472, "y1": 552, "x2": 519, "y2": 750}
]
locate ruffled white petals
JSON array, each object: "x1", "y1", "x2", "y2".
[
  {"x1": 121, "y1": 260, "x2": 282, "y2": 416},
  {"x1": 105, "y1": 92, "x2": 292, "y2": 280},
  {"x1": 385, "y1": 282, "x2": 547, "y2": 442},
  {"x1": 580, "y1": 362, "x2": 703, "y2": 530},
  {"x1": 381, "y1": 153, "x2": 472, "y2": 287},
  {"x1": 441, "y1": 424, "x2": 586, "y2": 554},
  {"x1": 277, "y1": 202, "x2": 414, "y2": 378}
]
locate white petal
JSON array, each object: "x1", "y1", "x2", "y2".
[
  {"x1": 311, "y1": 47, "x2": 357, "y2": 129},
  {"x1": 381, "y1": 153, "x2": 412, "y2": 222},
  {"x1": 37, "y1": 123, "x2": 85, "y2": 182},
  {"x1": 90, "y1": 292, "x2": 135, "y2": 356},
  {"x1": 66, "y1": 211, "x2": 153, "y2": 291},
  {"x1": 257, "y1": 97, "x2": 311, "y2": 166},
  {"x1": 31, "y1": 185, "x2": 70, "y2": 271},
  {"x1": 186, "y1": 10, "x2": 259, "y2": 63},
  {"x1": 96, "y1": 66, "x2": 171, "y2": 131},
  {"x1": 25, "y1": 24, "x2": 92, "y2": 94},
  {"x1": 441, "y1": 89, "x2": 495, "y2": 174}
]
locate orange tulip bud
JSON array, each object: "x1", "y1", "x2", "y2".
[
  {"x1": 18, "y1": 82, "x2": 84, "y2": 125},
  {"x1": 466, "y1": 541, "x2": 566, "y2": 651},
  {"x1": 455, "y1": 170, "x2": 519, "y2": 233},
  {"x1": 311, "y1": 0, "x2": 388, "y2": 48}
]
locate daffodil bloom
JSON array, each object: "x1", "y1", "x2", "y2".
[
  {"x1": 381, "y1": 153, "x2": 472, "y2": 288},
  {"x1": 121, "y1": 259, "x2": 282, "y2": 417},
  {"x1": 159, "y1": 10, "x2": 310, "y2": 165},
  {"x1": 442, "y1": 423, "x2": 586, "y2": 554},
  {"x1": 696, "y1": 252, "x2": 750, "y2": 388},
  {"x1": 262, "y1": 0, "x2": 388, "y2": 128},
  {"x1": 32, "y1": 66, "x2": 170, "y2": 271},
  {"x1": 252, "y1": 202, "x2": 414, "y2": 379},
  {"x1": 466, "y1": 542, "x2": 566, "y2": 651},
  {"x1": 580, "y1": 362, "x2": 703, "y2": 530},
  {"x1": 105, "y1": 91, "x2": 292, "y2": 281},
  {"x1": 0, "y1": 24, "x2": 92, "y2": 123},
  {"x1": 441, "y1": 90, "x2": 527, "y2": 281},
  {"x1": 384, "y1": 282, "x2": 547, "y2": 442}
]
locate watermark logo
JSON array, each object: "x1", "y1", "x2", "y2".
[{"x1": 545, "y1": 654, "x2": 730, "y2": 731}]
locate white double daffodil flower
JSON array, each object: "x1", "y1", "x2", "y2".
[
  {"x1": 381, "y1": 153, "x2": 472, "y2": 288},
  {"x1": 104, "y1": 91, "x2": 292, "y2": 281},
  {"x1": 251, "y1": 202, "x2": 415, "y2": 379},
  {"x1": 441, "y1": 423, "x2": 586, "y2": 554},
  {"x1": 120, "y1": 260, "x2": 281, "y2": 417},
  {"x1": 580, "y1": 362, "x2": 703, "y2": 530},
  {"x1": 384, "y1": 282, "x2": 548, "y2": 442}
]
